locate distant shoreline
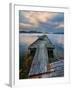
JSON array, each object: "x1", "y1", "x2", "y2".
[{"x1": 19, "y1": 31, "x2": 64, "y2": 34}]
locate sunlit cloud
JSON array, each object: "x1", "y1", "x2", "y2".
[
  {"x1": 19, "y1": 23, "x2": 33, "y2": 29},
  {"x1": 19, "y1": 10, "x2": 64, "y2": 33},
  {"x1": 19, "y1": 11, "x2": 58, "y2": 27},
  {"x1": 25, "y1": 12, "x2": 57, "y2": 26},
  {"x1": 55, "y1": 22, "x2": 64, "y2": 29}
]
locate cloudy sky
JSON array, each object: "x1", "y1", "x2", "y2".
[{"x1": 19, "y1": 10, "x2": 64, "y2": 33}]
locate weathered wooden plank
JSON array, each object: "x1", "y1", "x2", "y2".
[{"x1": 29, "y1": 43, "x2": 48, "y2": 76}]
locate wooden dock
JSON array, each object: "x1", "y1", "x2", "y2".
[{"x1": 28, "y1": 35, "x2": 64, "y2": 78}]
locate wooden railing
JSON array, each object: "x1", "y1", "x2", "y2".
[{"x1": 47, "y1": 60, "x2": 64, "y2": 77}]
